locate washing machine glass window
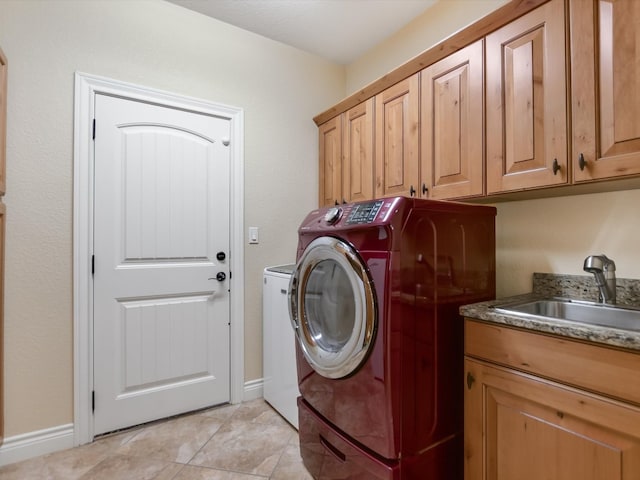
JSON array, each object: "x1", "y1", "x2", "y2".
[
  {"x1": 289, "y1": 236, "x2": 377, "y2": 379},
  {"x1": 304, "y1": 259, "x2": 355, "y2": 352}
]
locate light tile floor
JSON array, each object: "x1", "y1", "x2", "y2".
[{"x1": 0, "y1": 399, "x2": 314, "y2": 480}]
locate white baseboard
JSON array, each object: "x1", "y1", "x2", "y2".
[
  {"x1": 0, "y1": 423, "x2": 74, "y2": 467},
  {"x1": 243, "y1": 378, "x2": 264, "y2": 402}
]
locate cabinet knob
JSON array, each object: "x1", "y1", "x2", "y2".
[
  {"x1": 422, "y1": 183, "x2": 428, "y2": 196},
  {"x1": 466, "y1": 371, "x2": 475, "y2": 390},
  {"x1": 409, "y1": 185, "x2": 416, "y2": 197},
  {"x1": 552, "y1": 158, "x2": 561, "y2": 175},
  {"x1": 578, "y1": 153, "x2": 587, "y2": 171}
]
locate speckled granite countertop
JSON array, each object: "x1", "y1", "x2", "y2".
[{"x1": 460, "y1": 273, "x2": 640, "y2": 352}]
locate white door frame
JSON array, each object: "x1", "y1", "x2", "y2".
[{"x1": 72, "y1": 72, "x2": 244, "y2": 445}]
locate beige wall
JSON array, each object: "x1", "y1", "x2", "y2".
[
  {"x1": 0, "y1": 0, "x2": 344, "y2": 437},
  {"x1": 495, "y1": 190, "x2": 640, "y2": 297},
  {"x1": 346, "y1": 0, "x2": 509, "y2": 95}
]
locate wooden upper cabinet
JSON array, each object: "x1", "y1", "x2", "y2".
[
  {"x1": 316, "y1": 0, "x2": 640, "y2": 200},
  {"x1": 0, "y1": 47, "x2": 6, "y2": 196},
  {"x1": 571, "y1": 0, "x2": 640, "y2": 182},
  {"x1": 375, "y1": 74, "x2": 419, "y2": 198},
  {"x1": 318, "y1": 115, "x2": 342, "y2": 207},
  {"x1": 486, "y1": 0, "x2": 568, "y2": 194},
  {"x1": 421, "y1": 40, "x2": 484, "y2": 200},
  {"x1": 343, "y1": 99, "x2": 374, "y2": 203}
]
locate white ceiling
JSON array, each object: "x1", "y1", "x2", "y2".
[{"x1": 166, "y1": 0, "x2": 438, "y2": 65}]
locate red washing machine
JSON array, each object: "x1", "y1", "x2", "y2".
[{"x1": 289, "y1": 196, "x2": 496, "y2": 479}]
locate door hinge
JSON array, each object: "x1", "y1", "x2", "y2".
[
  {"x1": 92, "y1": 390, "x2": 95, "y2": 413},
  {"x1": 91, "y1": 255, "x2": 95, "y2": 275},
  {"x1": 92, "y1": 119, "x2": 96, "y2": 140}
]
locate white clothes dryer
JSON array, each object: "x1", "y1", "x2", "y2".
[{"x1": 263, "y1": 264, "x2": 299, "y2": 427}]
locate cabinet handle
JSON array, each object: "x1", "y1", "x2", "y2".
[
  {"x1": 334, "y1": 200, "x2": 339, "y2": 206},
  {"x1": 342, "y1": 198, "x2": 347, "y2": 205},
  {"x1": 578, "y1": 153, "x2": 586, "y2": 171},
  {"x1": 552, "y1": 158, "x2": 561, "y2": 175},
  {"x1": 409, "y1": 185, "x2": 416, "y2": 197},
  {"x1": 422, "y1": 183, "x2": 428, "y2": 196},
  {"x1": 466, "y1": 371, "x2": 475, "y2": 390}
]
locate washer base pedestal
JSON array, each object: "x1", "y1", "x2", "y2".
[{"x1": 298, "y1": 398, "x2": 462, "y2": 480}]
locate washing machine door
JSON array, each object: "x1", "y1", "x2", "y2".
[{"x1": 289, "y1": 236, "x2": 377, "y2": 379}]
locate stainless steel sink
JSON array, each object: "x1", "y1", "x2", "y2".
[{"x1": 494, "y1": 298, "x2": 640, "y2": 332}]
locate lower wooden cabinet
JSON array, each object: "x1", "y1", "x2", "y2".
[
  {"x1": 465, "y1": 320, "x2": 640, "y2": 480},
  {"x1": 465, "y1": 358, "x2": 640, "y2": 480}
]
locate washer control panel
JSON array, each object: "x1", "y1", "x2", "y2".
[
  {"x1": 301, "y1": 197, "x2": 404, "y2": 232},
  {"x1": 345, "y1": 200, "x2": 385, "y2": 225}
]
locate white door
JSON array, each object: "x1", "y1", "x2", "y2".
[{"x1": 93, "y1": 93, "x2": 231, "y2": 435}]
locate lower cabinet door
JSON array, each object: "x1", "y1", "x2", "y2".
[{"x1": 465, "y1": 358, "x2": 640, "y2": 480}]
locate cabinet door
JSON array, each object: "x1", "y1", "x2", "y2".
[
  {"x1": 571, "y1": 0, "x2": 640, "y2": 181},
  {"x1": 0, "y1": 47, "x2": 6, "y2": 196},
  {"x1": 486, "y1": 0, "x2": 568, "y2": 193},
  {"x1": 318, "y1": 115, "x2": 342, "y2": 207},
  {"x1": 343, "y1": 99, "x2": 374, "y2": 203},
  {"x1": 465, "y1": 358, "x2": 640, "y2": 480},
  {"x1": 318, "y1": 116, "x2": 342, "y2": 207},
  {"x1": 421, "y1": 40, "x2": 483, "y2": 200},
  {"x1": 375, "y1": 74, "x2": 419, "y2": 198}
]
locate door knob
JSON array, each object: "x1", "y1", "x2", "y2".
[{"x1": 209, "y1": 272, "x2": 226, "y2": 281}]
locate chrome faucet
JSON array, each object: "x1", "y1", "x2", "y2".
[{"x1": 583, "y1": 254, "x2": 616, "y2": 304}]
